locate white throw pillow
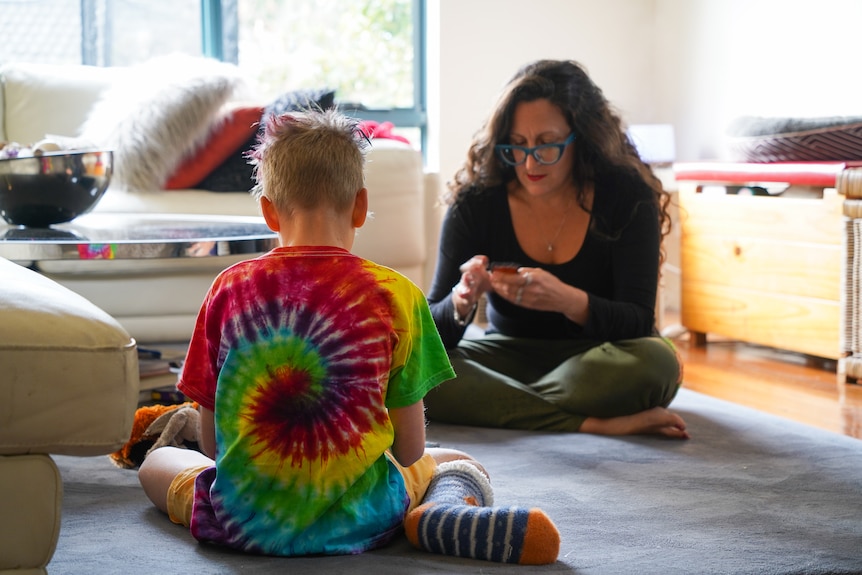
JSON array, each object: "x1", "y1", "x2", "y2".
[
  {"x1": 77, "y1": 54, "x2": 248, "y2": 191},
  {"x1": 0, "y1": 62, "x2": 121, "y2": 144}
]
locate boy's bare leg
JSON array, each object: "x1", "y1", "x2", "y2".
[
  {"x1": 138, "y1": 446, "x2": 213, "y2": 514},
  {"x1": 425, "y1": 447, "x2": 488, "y2": 477}
]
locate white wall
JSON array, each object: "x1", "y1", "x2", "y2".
[
  {"x1": 430, "y1": 0, "x2": 661, "y2": 189},
  {"x1": 430, "y1": 0, "x2": 862, "y2": 184},
  {"x1": 656, "y1": 0, "x2": 862, "y2": 161}
]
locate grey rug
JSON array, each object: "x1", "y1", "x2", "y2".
[{"x1": 48, "y1": 388, "x2": 862, "y2": 575}]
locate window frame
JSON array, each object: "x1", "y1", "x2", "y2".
[{"x1": 200, "y1": 0, "x2": 427, "y2": 150}]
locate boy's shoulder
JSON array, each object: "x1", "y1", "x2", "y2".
[
  {"x1": 359, "y1": 258, "x2": 422, "y2": 292},
  {"x1": 214, "y1": 248, "x2": 420, "y2": 292}
]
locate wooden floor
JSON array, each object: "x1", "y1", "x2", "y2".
[{"x1": 666, "y1": 321, "x2": 862, "y2": 440}]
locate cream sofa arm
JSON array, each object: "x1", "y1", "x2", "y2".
[{"x1": 422, "y1": 171, "x2": 445, "y2": 293}]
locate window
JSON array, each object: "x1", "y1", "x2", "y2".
[
  {"x1": 0, "y1": 0, "x2": 426, "y2": 147},
  {"x1": 0, "y1": 0, "x2": 202, "y2": 66}
]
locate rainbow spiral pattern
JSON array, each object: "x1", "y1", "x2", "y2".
[{"x1": 178, "y1": 246, "x2": 451, "y2": 555}]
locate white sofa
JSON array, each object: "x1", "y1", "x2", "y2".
[{"x1": 0, "y1": 60, "x2": 442, "y2": 344}]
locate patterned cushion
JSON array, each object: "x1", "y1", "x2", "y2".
[{"x1": 727, "y1": 116, "x2": 862, "y2": 162}]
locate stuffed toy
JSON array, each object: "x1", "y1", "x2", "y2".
[{"x1": 109, "y1": 401, "x2": 202, "y2": 469}]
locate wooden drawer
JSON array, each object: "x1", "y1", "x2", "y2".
[{"x1": 679, "y1": 183, "x2": 842, "y2": 359}]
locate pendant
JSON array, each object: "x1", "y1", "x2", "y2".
[{"x1": 547, "y1": 243, "x2": 553, "y2": 252}]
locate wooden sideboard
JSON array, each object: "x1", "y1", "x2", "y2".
[{"x1": 675, "y1": 162, "x2": 862, "y2": 377}]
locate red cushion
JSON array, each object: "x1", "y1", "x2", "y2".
[
  {"x1": 165, "y1": 105, "x2": 264, "y2": 189},
  {"x1": 674, "y1": 161, "x2": 862, "y2": 187},
  {"x1": 358, "y1": 120, "x2": 411, "y2": 145}
]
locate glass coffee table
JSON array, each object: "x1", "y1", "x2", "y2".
[
  {"x1": 0, "y1": 212, "x2": 277, "y2": 261},
  {"x1": 0, "y1": 213, "x2": 279, "y2": 397}
]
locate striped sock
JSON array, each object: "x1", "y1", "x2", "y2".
[{"x1": 404, "y1": 460, "x2": 560, "y2": 565}]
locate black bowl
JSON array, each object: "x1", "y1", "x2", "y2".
[{"x1": 0, "y1": 150, "x2": 112, "y2": 227}]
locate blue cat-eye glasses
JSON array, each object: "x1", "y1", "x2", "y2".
[{"x1": 495, "y1": 133, "x2": 576, "y2": 166}]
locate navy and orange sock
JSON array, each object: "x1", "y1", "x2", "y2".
[{"x1": 404, "y1": 460, "x2": 560, "y2": 565}]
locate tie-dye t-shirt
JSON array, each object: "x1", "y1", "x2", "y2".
[{"x1": 177, "y1": 246, "x2": 455, "y2": 557}]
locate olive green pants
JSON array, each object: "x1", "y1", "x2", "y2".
[{"x1": 424, "y1": 334, "x2": 683, "y2": 432}]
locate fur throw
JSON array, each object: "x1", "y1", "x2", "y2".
[{"x1": 76, "y1": 54, "x2": 248, "y2": 191}]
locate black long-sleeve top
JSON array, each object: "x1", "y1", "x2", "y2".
[{"x1": 427, "y1": 170, "x2": 660, "y2": 349}]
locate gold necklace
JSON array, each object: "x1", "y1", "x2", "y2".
[
  {"x1": 526, "y1": 197, "x2": 573, "y2": 252},
  {"x1": 546, "y1": 199, "x2": 574, "y2": 252}
]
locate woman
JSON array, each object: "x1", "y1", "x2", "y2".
[{"x1": 425, "y1": 59, "x2": 688, "y2": 438}]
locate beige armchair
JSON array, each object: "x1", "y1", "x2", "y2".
[{"x1": 0, "y1": 257, "x2": 139, "y2": 574}]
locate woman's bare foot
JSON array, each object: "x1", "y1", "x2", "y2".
[{"x1": 579, "y1": 407, "x2": 690, "y2": 439}]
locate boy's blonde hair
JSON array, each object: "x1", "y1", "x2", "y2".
[{"x1": 249, "y1": 108, "x2": 369, "y2": 213}]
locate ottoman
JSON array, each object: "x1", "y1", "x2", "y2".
[{"x1": 0, "y1": 257, "x2": 139, "y2": 574}]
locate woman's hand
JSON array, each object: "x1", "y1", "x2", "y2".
[
  {"x1": 490, "y1": 266, "x2": 589, "y2": 324},
  {"x1": 452, "y1": 255, "x2": 491, "y2": 312}
]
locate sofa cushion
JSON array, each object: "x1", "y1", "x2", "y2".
[
  {"x1": 0, "y1": 62, "x2": 121, "y2": 144},
  {"x1": 0, "y1": 258, "x2": 139, "y2": 456},
  {"x1": 358, "y1": 120, "x2": 411, "y2": 145},
  {"x1": 164, "y1": 104, "x2": 265, "y2": 190}
]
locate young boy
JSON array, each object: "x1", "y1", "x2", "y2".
[{"x1": 138, "y1": 109, "x2": 559, "y2": 564}]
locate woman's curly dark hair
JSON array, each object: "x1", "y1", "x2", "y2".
[{"x1": 446, "y1": 59, "x2": 672, "y2": 264}]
